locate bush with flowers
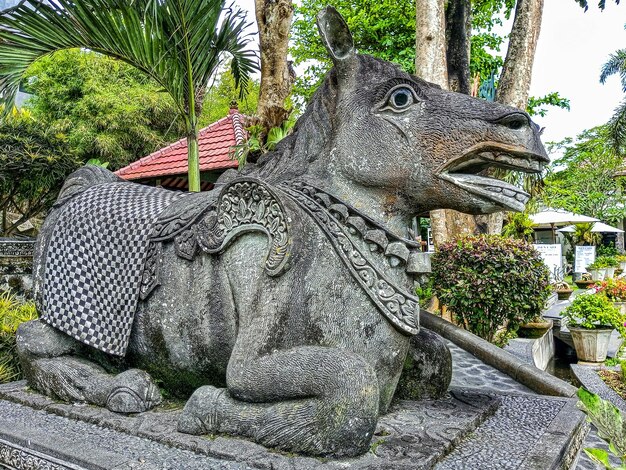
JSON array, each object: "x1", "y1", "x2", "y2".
[{"x1": 593, "y1": 278, "x2": 626, "y2": 302}]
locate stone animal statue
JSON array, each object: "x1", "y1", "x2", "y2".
[{"x1": 17, "y1": 7, "x2": 548, "y2": 458}]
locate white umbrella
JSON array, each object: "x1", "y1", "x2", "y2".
[
  {"x1": 590, "y1": 222, "x2": 624, "y2": 233},
  {"x1": 530, "y1": 209, "x2": 599, "y2": 228},
  {"x1": 557, "y1": 222, "x2": 624, "y2": 233},
  {"x1": 531, "y1": 210, "x2": 599, "y2": 243}
]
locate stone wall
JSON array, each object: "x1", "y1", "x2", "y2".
[{"x1": 0, "y1": 238, "x2": 35, "y2": 299}]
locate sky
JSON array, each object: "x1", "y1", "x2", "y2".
[{"x1": 236, "y1": 0, "x2": 625, "y2": 150}]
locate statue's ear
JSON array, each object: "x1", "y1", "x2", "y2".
[{"x1": 316, "y1": 6, "x2": 356, "y2": 70}]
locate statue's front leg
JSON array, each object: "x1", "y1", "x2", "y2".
[
  {"x1": 16, "y1": 320, "x2": 162, "y2": 413},
  {"x1": 178, "y1": 345, "x2": 380, "y2": 457}
]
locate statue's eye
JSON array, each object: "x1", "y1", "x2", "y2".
[
  {"x1": 381, "y1": 85, "x2": 417, "y2": 112},
  {"x1": 391, "y1": 88, "x2": 412, "y2": 108}
]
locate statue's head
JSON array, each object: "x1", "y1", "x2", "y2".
[{"x1": 293, "y1": 6, "x2": 548, "y2": 216}]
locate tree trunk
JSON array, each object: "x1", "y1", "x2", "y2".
[
  {"x1": 445, "y1": 0, "x2": 471, "y2": 95},
  {"x1": 255, "y1": 0, "x2": 294, "y2": 135},
  {"x1": 496, "y1": 0, "x2": 544, "y2": 110},
  {"x1": 417, "y1": 0, "x2": 478, "y2": 245},
  {"x1": 415, "y1": 0, "x2": 448, "y2": 88},
  {"x1": 484, "y1": 0, "x2": 544, "y2": 233},
  {"x1": 187, "y1": 131, "x2": 201, "y2": 192}
]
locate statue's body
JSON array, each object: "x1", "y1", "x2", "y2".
[{"x1": 16, "y1": 7, "x2": 548, "y2": 458}]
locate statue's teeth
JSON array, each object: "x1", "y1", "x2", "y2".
[{"x1": 502, "y1": 189, "x2": 516, "y2": 197}]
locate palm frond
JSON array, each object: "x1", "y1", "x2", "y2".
[
  {"x1": 608, "y1": 97, "x2": 626, "y2": 152},
  {"x1": 600, "y1": 49, "x2": 626, "y2": 92}
]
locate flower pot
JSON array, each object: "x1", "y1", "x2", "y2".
[
  {"x1": 569, "y1": 326, "x2": 614, "y2": 362},
  {"x1": 574, "y1": 280, "x2": 595, "y2": 289},
  {"x1": 605, "y1": 267, "x2": 616, "y2": 279},
  {"x1": 620, "y1": 261, "x2": 626, "y2": 271},
  {"x1": 556, "y1": 289, "x2": 573, "y2": 300},
  {"x1": 589, "y1": 269, "x2": 606, "y2": 281},
  {"x1": 518, "y1": 319, "x2": 553, "y2": 339}
]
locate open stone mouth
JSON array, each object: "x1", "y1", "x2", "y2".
[{"x1": 439, "y1": 143, "x2": 547, "y2": 212}]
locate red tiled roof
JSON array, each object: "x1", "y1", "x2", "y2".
[{"x1": 115, "y1": 109, "x2": 246, "y2": 180}]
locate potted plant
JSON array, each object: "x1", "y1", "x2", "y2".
[
  {"x1": 597, "y1": 255, "x2": 618, "y2": 279},
  {"x1": 586, "y1": 260, "x2": 607, "y2": 281},
  {"x1": 594, "y1": 278, "x2": 626, "y2": 315},
  {"x1": 562, "y1": 293, "x2": 625, "y2": 362},
  {"x1": 553, "y1": 281, "x2": 574, "y2": 300}
]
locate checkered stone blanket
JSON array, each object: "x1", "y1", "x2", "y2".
[{"x1": 40, "y1": 182, "x2": 187, "y2": 356}]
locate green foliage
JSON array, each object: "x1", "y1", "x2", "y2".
[
  {"x1": 599, "y1": 29, "x2": 626, "y2": 152},
  {"x1": 290, "y1": 0, "x2": 416, "y2": 102},
  {"x1": 577, "y1": 387, "x2": 626, "y2": 469},
  {"x1": 415, "y1": 278, "x2": 435, "y2": 309},
  {"x1": 501, "y1": 212, "x2": 535, "y2": 241},
  {"x1": 23, "y1": 49, "x2": 183, "y2": 170},
  {"x1": 599, "y1": 243, "x2": 620, "y2": 258},
  {"x1": 431, "y1": 235, "x2": 551, "y2": 344},
  {"x1": 0, "y1": 107, "x2": 81, "y2": 235},
  {"x1": 563, "y1": 293, "x2": 624, "y2": 332},
  {"x1": 540, "y1": 126, "x2": 626, "y2": 225},
  {"x1": 0, "y1": 0, "x2": 258, "y2": 191},
  {"x1": 527, "y1": 92, "x2": 571, "y2": 117},
  {"x1": 0, "y1": 292, "x2": 37, "y2": 383},
  {"x1": 597, "y1": 255, "x2": 619, "y2": 268}
]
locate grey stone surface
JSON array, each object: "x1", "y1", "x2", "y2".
[
  {"x1": 0, "y1": 399, "x2": 249, "y2": 470},
  {"x1": 571, "y1": 364, "x2": 626, "y2": 413},
  {"x1": 423, "y1": 311, "x2": 578, "y2": 397},
  {"x1": 20, "y1": 6, "x2": 550, "y2": 458},
  {"x1": 0, "y1": 382, "x2": 504, "y2": 469},
  {"x1": 436, "y1": 395, "x2": 587, "y2": 470},
  {"x1": 448, "y1": 340, "x2": 534, "y2": 395}
]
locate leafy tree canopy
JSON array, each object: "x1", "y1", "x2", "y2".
[
  {"x1": 23, "y1": 49, "x2": 184, "y2": 170},
  {"x1": 539, "y1": 125, "x2": 626, "y2": 224},
  {"x1": 0, "y1": 108, "x2": 80, "y2": 235}
]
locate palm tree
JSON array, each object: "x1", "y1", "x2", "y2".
[
  {"x1": 0, "y1": 0, "x2": 258, "y2": 192},
  {"x1": 600, "y1": 43, "x2": 626, "y2": 153}
]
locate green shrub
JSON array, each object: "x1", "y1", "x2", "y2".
[
  {"x1": 562, "y1": 293, "x2": 624, "y2": 333},
  {"x1": 0, "y1": 292, "x2": 37, "y2": 383},
  {"x1": 431, "y1": 235, "x2": 551, "y2": 344},
  {"x1": 596, "y1": 255, "x2": 619, "y2": 268},
  {"x1": 597, "y1": 243, "x2": 619, "y2": 258}
]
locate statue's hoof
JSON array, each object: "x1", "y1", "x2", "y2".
[
  {"x1": 178, "y1": 385, "x2": 225, "y2": 435},
  {"x1": 106, "y1": 369, "x2": 162, "y2": 413}
]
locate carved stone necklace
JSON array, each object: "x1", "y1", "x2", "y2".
[
  {"x1": 140, "y1": 177, "x2": 420, "y2": 336},
  {"x1": 278, "y1": 180, "x2": 419, "y2": 336}
]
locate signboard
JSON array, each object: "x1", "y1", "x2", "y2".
[
  {"x1": 575, "y1": 246, "x2": 596, "y2": 273},
  {"x1": 533, "y1": 244, "x2": 562, "y2": 281}
]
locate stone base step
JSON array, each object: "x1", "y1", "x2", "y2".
[{"x1": 0, "y1": 381, "x2": 588, "y2": 470}]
